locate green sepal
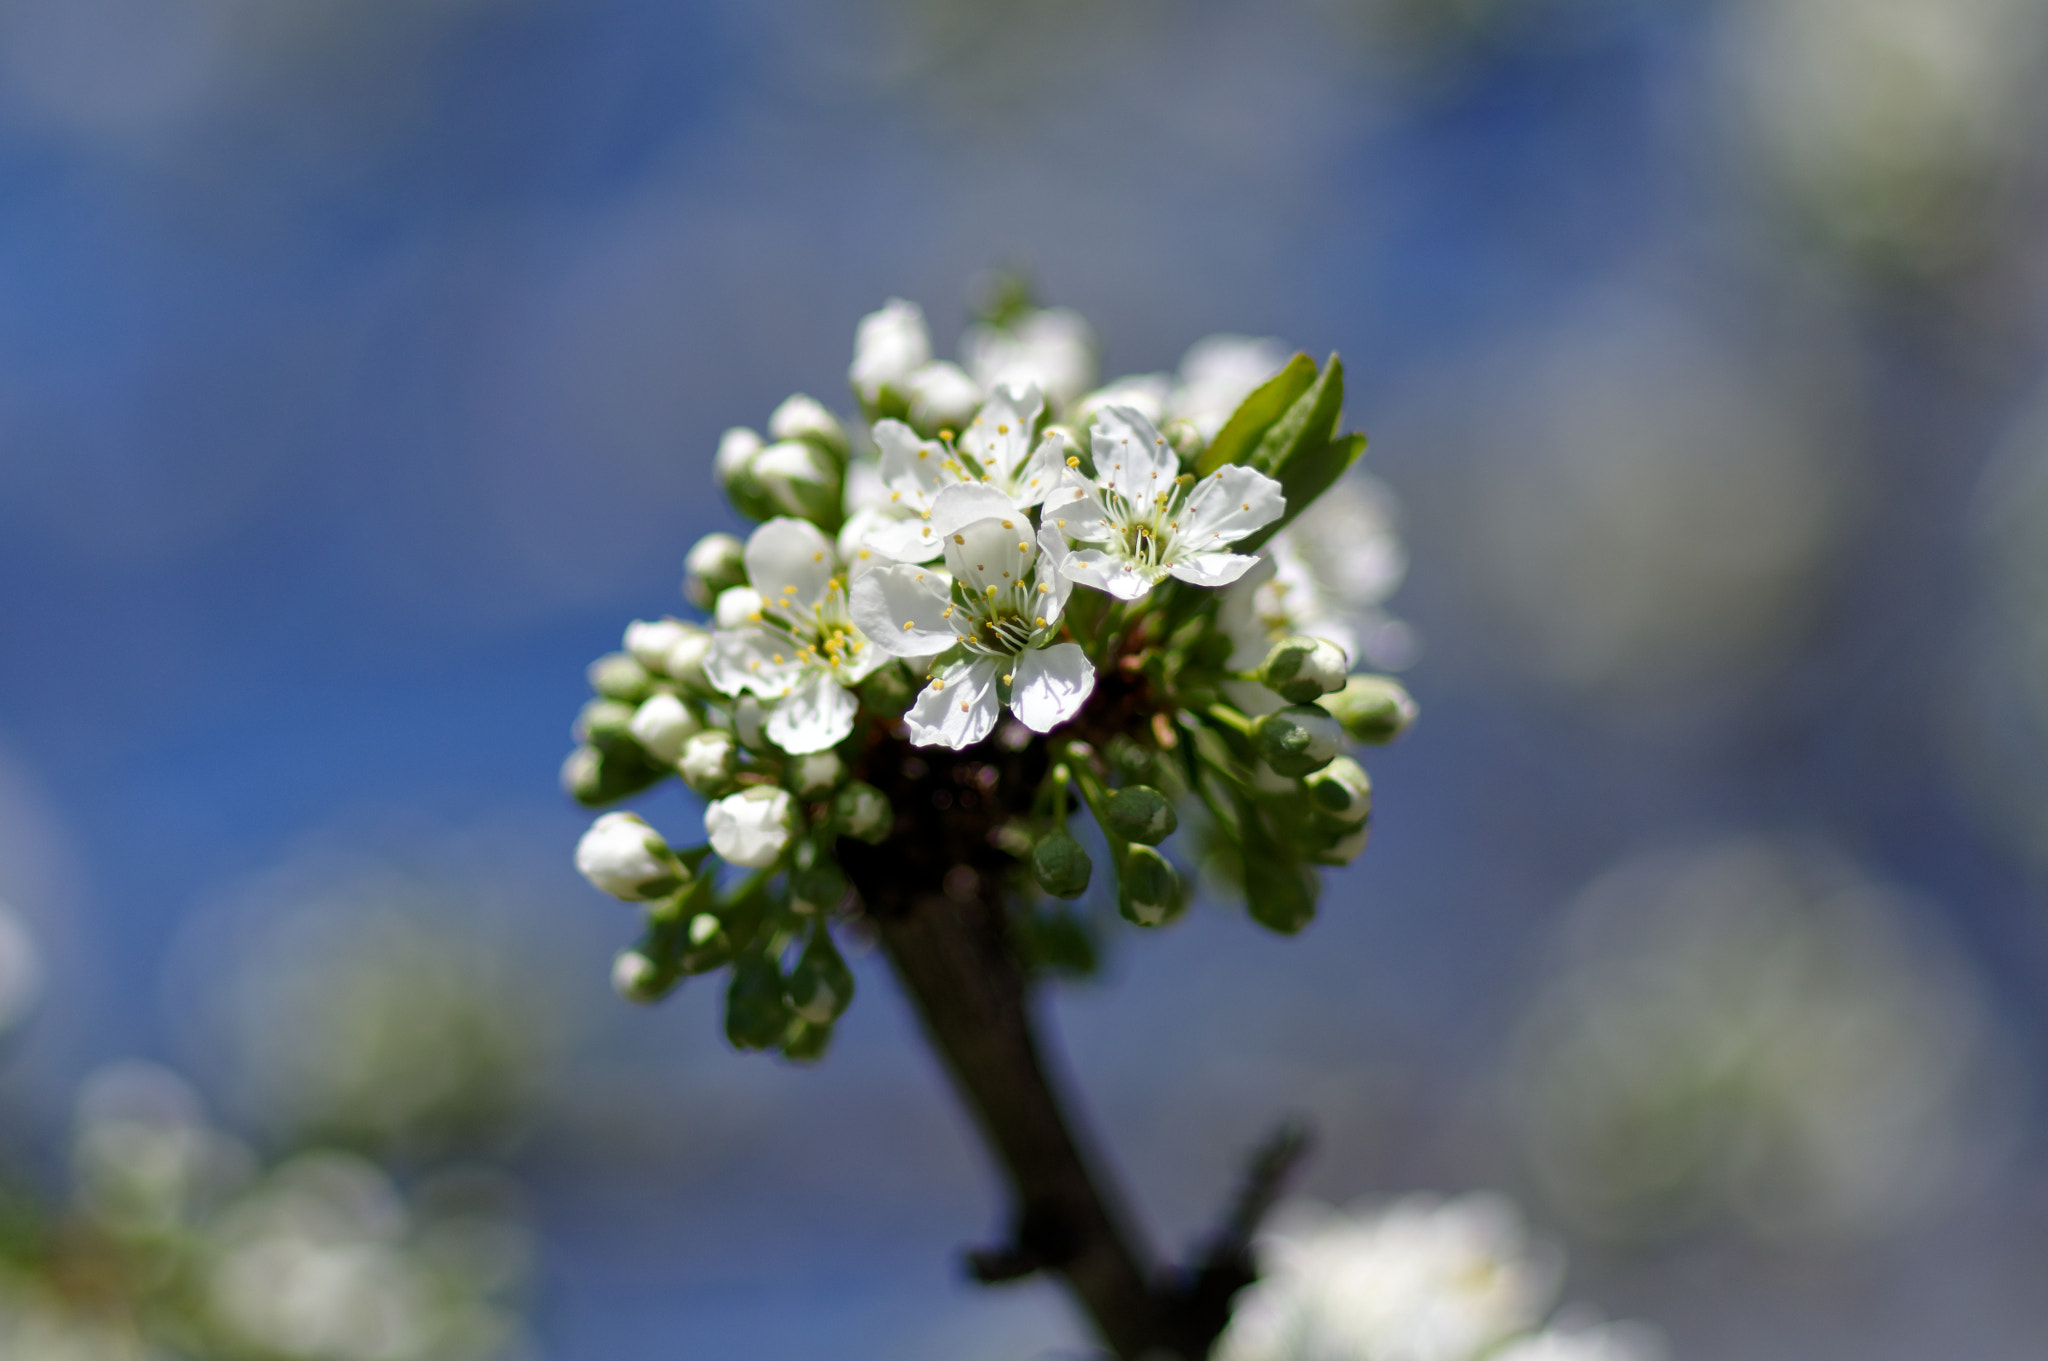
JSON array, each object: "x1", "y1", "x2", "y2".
[
  {"x1": 779, "y1": 1017, "x2": 835, "y2": 1063},
  {"x1": 1118, "y1": 846, "x2": 1184, "y2": 928},
  {"x1": 1104, "y1": 786, "x2": 1178, "y2": 846},
  {"x1": 724, "y1": 953, "x2": 791, "y2": 1052},
  {"x1": 786, "y1": 926, "x2": 855, "y2": 1025},
  {"x1": 1196, "y1": 352, "x2": 1317, "y2": 475},
  {"x1": 563, "y1": 744, "x2": 668, "y2": 808},
  {"x1": 1031, "y1": 827, "x2": 1093, "y2": 899}
]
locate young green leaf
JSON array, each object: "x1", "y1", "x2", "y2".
[{"x1": 1196, "y1": 352, "x2": 1317, "y2": 475}]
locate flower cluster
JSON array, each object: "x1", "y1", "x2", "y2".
[
  {"x1": 563, "y1": 294, "x2": 1416, "y2": 1058},
  {"x1": 1215, "y1": 1194, "x2": 1665, "y2": 1361}
]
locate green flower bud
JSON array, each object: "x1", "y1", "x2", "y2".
[
  {"x1": 1311, "y1": 825, "x2": 1370, "y2": 867},
  {"x1": 629, "y1": 693, "x2": 702, "y2": 765},
  {"x1": 665, "y1": 630, "x2": 713, "y2": 688},
  {"x1": 1031, "y1": 828, "x2": 1093, "y2": 900},
  {"x1": 1259, "y1": 635, "x2": 1350, "y2": 704},
  {"x1": 1119, "y1": 846, "x2": 1182, "y2": 928},
  {"x1": 588, "y1": 652, "x2": 653, "y2": 703},
  {"x1": 715, "y1": 428, "x2": 780, "y2": 523},
  {"x1": 1324, "y1": 675, "x2": 1418, "y2": 745},
  {"x1": 732, "y1": 695, "x2": 770, "y2": 752},
  {"x1": 768, "y1": 394, "x2": 850, "y2": 463},
  {"x1": 785, "y1": 929, "x2": 855, "y2": 1025},
  {"x1": 611, "y1": 949, "x2": 676, "y2": 1004},
  {"x1": 791, "y1": 860, "x2": 848, "y2": 915},
  {"x1": 780, "y1": 1018, "x2": 835, "y2": 1063},
  {"x1": 1244, "y1": 854, "x2": 1318, "y2": 935},
  {"x1": 678, "y1": 912, "x2": 731, "y2": 974},
  {"x1": 678, "y1": 730, "x2": 739, "y2": 795},
  {"x1": 561, "y1": 745, "x2": 666, "y2": 807},
  {"x1": 624, "y1": 618, "x2": 691, "y2": 672},
  {"x1": 752, "y1": 440, "x2": 841, "y2": 524},
  {"x1": 683, "y1": 533, "x2": 748, "y2": 610},
  {"x1": 1302, "y1": 757, "x2": 1372, "y2": 825},
  {"x1": 832, "y1": 781, "x2": 893, "y2": 844},
  {"x1": 789, "y1": 750, "x2": 845, "y2": 799},
  {"x1": 1104, "y1": 786, "x2": 1178, "y2": 846},
  {"x1": 724, "y1": 955, "x2": 790, "y2": 1052},
  {"x1": 1255, "y1": 704, "x2": 1345, "y2": 778},
  {"x1": 858, "y1": 661, "x2": 914, "y2": 717},
  {"x1": 573, "y1": 698, "x2": 638, "y2": 752}
]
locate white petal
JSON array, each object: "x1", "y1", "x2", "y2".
[
  {"x1": 960, "y1": 385, "x2": 1043, "y2": 480},
  {"x1": 907, "y1": 361, "x2": 983, "y2": 431},
  {"x1": 850, "y1": 298, "x2": 930, "y2": 398},
  {"x1": 928, "y1": 482, "x2": 1025, "y2": 538},
  {"x1": 849, "y1": 565, "x2": 960, "y2": 656},
  {"x1": 1043, "y1": 469, "x2": 1113, "y2": 543},
  {"x1": 1063, "y1": 549, "x2": 1160, "y2": 601},
  {"x1": 904, "y1": 657, "x2": 1002, "y2": 749},
  {"x1": 704, "y1": 628, "x2": 806, "y2": 697},
  {"x1": 745, "y1": 518, "x2": 836, "y2": 611},
  {"x1": 1180, "y1": 464, "x2": 1287, "y2": 548},
  {"x1": 1090, "y1": 405, "x2": 1181, "y2": 505},
  {"x1": 874, "y1": 419, "x2": 948, "y2": 501},
  {"x1": 943, "y1": 515, "x2": 1036, "y2": 597},
  {"x1": 839, "y1": 458, "x2": 888, "y2": 516},
  {"x1": 1010, "y1": 643, "x2": 1095, "y2": 733},
  {"x1": 1011, "y1": 429, "x2": 1073, "y2": 507},
  {"x1": 1034, "y1": 524, "x2": 1076, "y2": 622},
  {"x1": 1167, "y1": 551, "x2": 1261, "y2": 589},
  {"x1": 766, "y1": 670, "x2": 858, "y2": 754}
]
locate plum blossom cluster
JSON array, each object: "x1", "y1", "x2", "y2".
[
  {"x1": 564, "y1": 294, "x2": 1416, "y2": 1058},
  {"x1": 1215, "y1": 1194, "x2": 1665, "y2": 1361}
]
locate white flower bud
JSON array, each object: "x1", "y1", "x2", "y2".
[
  {"x1": 906, "y1": 361, "x2": 983, "y2": 432},
  {"x1": 628, "y1": 693, "x2": 701, "y2": 764},
  {"x1": 575, "y1": 812, "x2": 678, "y2": 901},
  {"x1": 752, "y1": 440, "x2": 839, "y2": 521},
  {"x1": 714, "y1": 427, "x2": 763, "y2": 486},
  {"x1": 666, "y1": 631, "x2": 712, "y2": 687},
  {"x1": 732, "y1": 695, "x2": 768, "y2": 750},
  {"x1": 611, "y1": 950, "x2": 666, "y2": 1002},
  {"x1": 716, "y1": 586, "x2": 764, "y2": 631},
  {"x1": 1303, "y1": 756, "x2": 1372, "y2": 825},
  {"x1": 678, "y1": 730, "x2": 738, "y2": 794},
  {"x1": 705, "y1": 787, "x2": 798, "y2": 869},
  {"x1": 850, "y1": 299, "x2": 932, "y2": 405},
  {"x1": 767, "y1": 394, "x2": 849, "y2": 459},
  {"x1": 1255, "y1": 704, "x2": 1346, "y2": 778},
  {"x1": 832, "y1": 781, "x2": 892, "y2": 844},
  {"x1": 1260, "y1": 635, "x2": 1350, "y2": 704},
  {"x1": 624, "y1": 618, "x2": 693, "y2": 672},
  {"x1": 683, "y1": 532, "x2": 747, "y2": 609},
  {"x1": 789, "y1": 750, "x2": 845, "y2": 798}
]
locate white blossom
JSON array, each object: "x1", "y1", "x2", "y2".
[
  {"x1": 1170, "y1": 334, "x2": 1292, "y2": 439},
  {"x1": 705, "y1": 787, "x2": 797, "y2": 869},
  {"x1": 906, "y1": 360, "x2": 983, "y2": 431},
  {"x1": 627, "y1": 693, "x2": 700, "y2": 764},
  {"x1": 1215, "y1": 1194, "x2": 1561, "y2": 1361},
  {"x1": 704, "y1": 519, "x2": 882, "y2": 754},
  {"x1": 575, "y1": 812, "x2": 676, "y2": 901},
  {"x1": 850, "y1": 298, "x2": 932, "y2": 405},
  {"x1": 851, "y1": 386, "x2": 1073, "y2": 563},
  {"x1": 1049, "y1": 406, "x2": 1286, "y2": 600},
  {"x1": 960, "y1": 306, "x2": 1096, "y2": 411},
  {"x1": 677, "y1": 730, "x2": 737, "y2": 793},
  {"x1": 851, "y1": 495, "x2": 1095, "y2": 749}
]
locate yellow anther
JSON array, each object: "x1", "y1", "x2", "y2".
[
  {"x1": 1003, "y1": 673, "x2": 1013, "y2": 684},
  {"x1": 1016, "y1": 542, "x2": 1028, "y2": 552},
  {"x1": 859, "y1": 549, "x2": 871, "y2": 559},
  {"x1": 773, "y1": 654, "x2": 784, "y2": 664},
  {"x1": 960, "y1": 701, "x2": 969, "y2": 712},
  {"x1": 889, "y1": 491, "x2": 901, "y2": 502},
  {"x1": 997, "y1": 424, "x2": 1009, "y2": 434},
  {"x1": 952, "y1": 533, "x2": 966, "y2": 544},
  {"x1": 1001, "y1": 519, "x2": 1013, "y2": 528},
  {"x1": 985, "y1": 584, "x2": 998, "y2": 598},
  {"x1": 813, "y1": 552, "x2": 824, "y2": 562},
  {"x1": 942, "y1": 606, "x2": 954, "y2": 618},
  {"x1": 1241, "y1": 502, "x2": 1250, "y2": 511},
  {"x1": 1066, "y1": 456, "x2": 1080, "y2": 468},
  {"x1": 918, "y1": 449, "x2": 928, "y2": 459},
  {"x1": 932, "y1": 679, "x2": 945, "y2": 691},
  {"x1": 903, "y1": 622, "x2": 915, "y2": 630},
  {"x1": 1034, "y1": 616, "x2": 1046, "y2": 626},
  {"x1": 1037, "y1": 582, "x2": 1051, "y2": 593}
]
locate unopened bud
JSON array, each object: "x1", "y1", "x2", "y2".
[
  {"x1": 628, "y1": 693, "x2": 701, "y2": 764},
  {"x1": 752, "y1": 440, "x2": 840, "y2": 523},
  {"x1": 1259, "y1": 636, "x2": 1350, "y2": 704},
  {"x1": 906, "y1": 361, "x2": 982, "y2": 433},
  {"x1": 573, "y1": 698, "x2": 637, "y2": 751},
  {"x1": 625, "y1": 618, "x2": 693, "y2": 672},
  {"x1": 714, "y1": 427, "x2": 763, "y2": 485},
  {"x1": 1255, "y1": 704, "x2": 1345, "y2": 778},
  {"x1": 780, "y1": 1018, "x2": 835, "y2": 1063},
  {"x1": 588, "y1": 652, "x2": 653, "y2": 703},
  {"x1": 1313, "y1": 825, "x2": 1370, "y2": 866},
  {"x1": 786, "y1": 929, "x2": 855, "y2": 1025},
  {"x1": 715, "y1": 586, "x2": 764, "y2": 631},
  {"x1": 683, "y1": 533, "x2": 748, "y2": 609},
  {"x1": 731, "y1": 695, "x2": 769, "y2": 751},
  {"x1": 666, "y1": 631, "x2": 713, "y2": 687},
  {"x1": 705, "y1": 787, "x2": 797, "y2": 869},
  {"x1": 768, "y1": 394, "x2": 849, "y2": 461},
  {"x1": 858, "y1": 662, "x2": 914, "y2": 717},
  {"x1": 1244, "y1": 853, "x2": 1318, "y2": 935},
  {"x1": 790, "y1": 750, "x2": 845, "y2": 799},
  {"x1": 791, "y1": 859, "x2": 848, "y2": 915},
  {"x1": 1104, "y1": 786, "x2": 1177, "y2": 846},
  {"x1": 724, "y1": 955, "x2": 789, "y2": 1052},
  {"x1": 1118, "y1": 846, "x2": 1182, "y2": 928},
  {"x1": 576, "y1": 812, "x2": 682, "y2": 901},
  {"x1": 1031, "y1": 828, "x2": 1093, "y2": 899},
  {"x1": 1302, "y1": 757, "x2": 1372, "y2": 825},
  {"x1": 852, "y1": 300, "x2": 933, "y2": 413},
  {"x1": 611, "y1": 950, "x2": 675, "y2": 1003},
  {"x1": 678, "y1": 730, "x2": 738, "y2": 794},
  {"x1": 832, "y1": 782, "x2": 892, "y2": 844},
  {"x1": 561, "y1": 745, "x2": 665, "y2": 806},
  {"x1": 1324, "y1": 675, "x2": 1418, "y2": 745},
  {"x1": 679, "y1": 911, "x2": 732, "y2": 974}
]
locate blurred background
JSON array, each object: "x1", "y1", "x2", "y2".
[{"x1": 5, "y1": 0, "x2": 2048, "y2": 1356}]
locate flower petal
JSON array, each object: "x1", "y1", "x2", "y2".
[
  {"x1": 849, "y1": 565, "x2": 959, "y2": 656},
  {"x1": 1043, "y1": 469, "x2": 1113, "y2": 543},
  {"x1": 905, "y1": 657, "x2": 1001, "y2": 749},
  {"x1": 1178, "y1": 464, "x2": 1286, "y2": 549},
  {"x1": 874, "y1": 419, "x2": 948, "y2": 502},
  {"x1": 1063, "y1": 549, "x2": 1160, "y2": 601},
  {"x1": 960, "y1": 385, "x2": 1044, "y2": 481},
  {"x1": 1033, "y1": 523, "x2": 1076, "y2": 623},
  {"x1": 1011, "y1": 428, "x2": 1073, "y2": 507},
  {"x1": 1167, "y1": 551, "x2": 1261, "y2": 589},
  {"x1": 943, "y1": 515, "x2": 1037, "y2": 597},
  {"x1": 766, "y1": 669, "x2": 858, "y2": 754},
  {"x1": 928, "y1": 482, "x2": 1026, "y2": 539},
  {"x1": 853, "y1": 511, "x2": 945, "y2": 564},
  {"x1": 705, "y1": 628, "x2": 807, "y2": 697},
  {"x1": 745, "y1": 518, "x2": 836, "y2": 611},
  {"x1": 1090, "y1": 405, "x2": 1181, "y2": 505},
  {"x1": 1010, "y1": 642, "x2": 1095, "y2": 733}
]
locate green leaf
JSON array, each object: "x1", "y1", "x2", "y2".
[
  {"x1": 1248, "y1": 353, "x2": 1345, "y2": 478},
  {"x1": 1196, "y1": 352, "x2": 1317, "y2": 475},
  {"x1": 1239, "y1": 432, "x2": 1367, "y2": 555}
]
